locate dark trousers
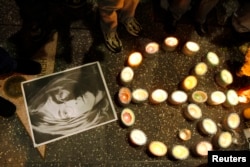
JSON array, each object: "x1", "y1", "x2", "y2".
[{"x1": 0, "y1": 47, "x2": 16, "y2": 75}]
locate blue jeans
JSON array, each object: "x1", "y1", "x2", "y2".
[{"x1": 0, "y1": 47, "x2": 17, "y2": 75}]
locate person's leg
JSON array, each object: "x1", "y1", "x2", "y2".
[
  {"x1": 0, "y1": 47, "x2": 17, "y2": 75},
  {"x1": 0, "y1": 96, "x2": 16, "y2": 118},
  {"x1": 98, "y1": 0, "x2": 123, "y2": 53}
]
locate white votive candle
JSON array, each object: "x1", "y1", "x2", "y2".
[
  {"x1": 169, "y1": 90, "x2": 188, "y2": 105},
  {"x1": 215, "y1": 69, "x2": 233, "y2": 87},
  {"x1": 171, "y1": 145, "x2": 189, "y2": 160},
  {"x1": 121, "y1": 108, "x2": 135, "y2": 127},
  {"x1": 213, "y1": 131, "x2": 232, "y2": 149},
  {"x1": 193, "y1": 62, "x2": 208, "y2": 76},
  {"x1": 118, "y1": 87, "x2": 132, "y2": 106},
  {"x1": 120, "y1": 66, "x2": 134, "y2": 85},
  {"x1": 193, "y1": 141, "x2": 213, "y2": 157},
  {"x1": 206, "y1": 52, "x2": 219, "y2": 66},
  {"x1": 182, "y1": 75, "x2": 198, "y2": 91},
  {"x1": 163, "y1": 36, "x2": 179, "y2": 51},
  {"x1": 148, "y1": 141, "x2": 168, "y2": 157},
  {"x1": 223, "y1": 89, "x2": 239, "y2": 107},
  {"x1": 207, "y1": 91, "x2": 226, "y2": 105},
  {"x1": 198, "y1": 118, "x2": 217, "y2": 135},
  {"x1": 178, "y1": 129, "x2": 192, "y2": 141},
  {"x1": 190, "y1": 90, "x2": 208, "y2": 103},
  {"x1": 184, "y1": 103, "x2": 202, "y2": 121},
  {"x1": 132, "y1": 88, "x2": 149, "y2": 103},
  {"x1": 222, "y1": 113, "x2": 240, "y2": 130},
  {"x1": 145, "y1": 42, "x2": 159, "y2": 56},
  {"x1": 182, "y1": 41, "x2": 200, "y2": 56},
  {"x1": 150, "y1": 89, "x2": 168, "y2": 104},
  {"x1": 129, "y1": 129, "x2": 147, "y2": 146},
  {"x1": 127, "y1": 52, "x2": 143, "y2": 67}
]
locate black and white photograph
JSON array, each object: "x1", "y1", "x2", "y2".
[{"x1": 21, "y1": 62, "x2": 117, "y2": 147}]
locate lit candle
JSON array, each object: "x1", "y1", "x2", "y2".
[
  {"x1": 118, "y1": 87, "x2": 132, "y2": 106},
  {"x1": 206, "y1": 52, "x2": 219, "y2": 66},
  {"x1": 120, "y1": 66, "x2": 134, "y2": 85},
  {"x1": 184, "y1": 103, "x2": 202, "y2": 121},
  {"x1": 121, "y1": 108, "x2": 135, "y2": 127},
  {"x1": 132, "y1": 88, "x2": 149, "y2": 103},
  {"x1": 129, "y1": 129, "x2": 147, "y2": 146},
  {"x1": 192, "y1": 62, "x2": 208, "y2": 76},
  {"x1": 215, "y1": 69, "x2": 233, "y2": 88},
  {"x1": 212, "y1": 131, "x2": 232, "y2": 149},
  {"x1": 127, "y1": 52, "x2": 143, "y2": 67},
  {"x1": 243, "y1": 108, "x2": 250, "y2": 120},
  {"x1": 198, "y1": 118, "x2": 217, "y2": 136},
  {"x1": 178, "y1": 129, "x2": 192, "y2": 141},
  {"x1": 182, "y1": 41, "x2": 200, "y2": 56},
  {"x1": 190, "y1": 90, "x2": 208, "y2": 103},
  {"x1": 148, "y1": 141, "x2": 168, "y2": 157},
  {"x1": 222, "y1": 113, "x2": 240, "y2": 130},
  {"x1": 145, "y1": 42, "x2": 159, "y2": 56},
  {"x1": 223, "y1": 89, "x2": 239, "y2": 107},
  {"x1": 171, "y1": 145, "x2": 189, "y2": 160},
  {"x1": 207, "y1": 91, "x2": 226, "y2": 105},
  {"x1": 149, "y1": 89, "x2": 168, "y2": 104},
  {"x1": 181, "y1": 75, "x2": 197, "y2": 91},
  {"x1": 169, "y1": 90, "x2": 188, "y2": 105},
  {"x1": 192, "y1": 141, "x2": 213, "y2": 157},
  {"x1": 163, "y1": 36, "x2": 179, "y2": 51}
]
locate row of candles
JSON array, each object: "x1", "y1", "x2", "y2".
[{"x1": 117, "y1": 36, "x2": 243, "y2": 159}]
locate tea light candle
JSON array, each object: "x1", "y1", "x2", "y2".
[
  {"x1": 120, "y1": 66, "x2": 134, "y2": 85},
  {"x1": 178, "y1": 129, "x2": 192, "y2": 141},
  {"x1": 184, "y1": 103, "x2": 202, "y2": 121},
  {"x1": 207, "y1": 91, "x2": 226, "y2": 105},
  {"x1": 145, "y1": 42, "x2": 159, "y2": 56},
  {"x1": 198, "y1": 118, "x2": 217, "y2": 135},
  {"x1": 222, "y1": 113, "x2": 240, "y2": 130},
  {"x1": 129, "y1": 129, "x2": 147, "y2": 146},
  {"x1": 118, "y1": 87, "x2": 132, "y2": 106},
  {"x1": 243, "y1": 108, "x2": 250, "y2": 120},
  {"x1": 215, "y1": 69, "x2": 233, "y2": 87},
  {"x1": 127, "y1": 52, "x2": 143, "y2": 67},
  {"x1": 121, "y1": 108, "x2": 135, "y2": 127},
  {"x1": 169, "y1": 90, "x2": 188, "y2": 105},
  {"x1": 171, "y1": 145, "x2": 189, "y2": 160},
  {"x1": 182, "y1": 41, "x2": 200, "y2": 56},
  {"x1": 163, "y1": 36, "x2": 179, "y2": 51},
  {"x1": 150, "y1": 89, "x2": 168, "y2": 104},
  {"x1": 223, "y1": 89, "x2": 239, "y2": 107},
  {"x1": 182, "y1": 75, "x2": 197, "y2": 91},
  {"x1": 193, "y1": 141, "x2": 213, "y2": 157},
  {"x1": 148, "y1": 141, "x2": 168, "y2": 157},
  {"x1": 213, "y1": 131, "x2": 232, "y2": 149},
  {"x1": 206, "y1": 52, "x2": 219, "y2": 66},
  {"x1": 190, "y1": 90, "x2": 208, "y2": 103},
  {"x1": 132, "y1": 88, "x2": 149, "y2": 103},
  {"x1": 193, "y1": 62, "x2": 208, "y2": 76}
]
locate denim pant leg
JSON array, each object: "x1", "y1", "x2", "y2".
[{"x1": 0, "y1": 47, "x2": 17, "y2": 75}]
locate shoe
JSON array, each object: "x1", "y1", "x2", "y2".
[
  {"x1": 0, "y1": 96, "x2": 16, "y2": 118},
  {"x1": 164, "y1": 19, "x2": 177, "y2": 33},
  {"x1": 103, "y1": 31, "x2": 122, "y2": 53},
  {"x1": 195, "y1": 23, "x2": 208, "y2": 36},
  {"x1": 15, "y1": 59, "x2": 42, "y2": 75},
  {"x1": 122, "y1": 17, "x2": 142, "y2": 36}
]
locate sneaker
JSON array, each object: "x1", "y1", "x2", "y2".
[
  {"x1": 0, "y1": 97, "x2": 16, "y2": 118},
  {"x1": 103, "y1": 30, "x2": 122, "y2": 53},
  {"x1": 15, "y1": 59, "x2": 42, "y2": 75},
  {"x1": 122, "y1": 17, "x2": 142, "y2": 36}
]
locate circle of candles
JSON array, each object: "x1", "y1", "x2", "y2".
[
  {"x1": 163, "y1": 36, "x2": 179, "y2": 51},
  {"x1": 223, "y1": 89, "x2": 239, "y2": 107},
  {"x1": 132, "y1": 88, "x2": 149, "y2": 103},
  {"x1": 198, "y1": 118, "x2": 217, "y2": 136},
  {"x1": 118, "y1": 87, "x2": 132, "y2": 106},
  {"x1": 207, "y1": 91, "x2": 226, "y2": 105},
  {"x1": 169, "y1": 90, "x2": 188, "y2": 105},
  {"x1": 190, "y1": 90, "x2": 208, "y2": 103},
  {"x1": 181, "y1": 75, "x2": 197, "y2": 91},
  {"x1": 148, "y1": 141, "x2": 168, "y2": 157},
  {"x1": 212, "y1": 131, "x2": 232, "y2": 149},
  {"x1": 206, "y1": 52, "x2": 219, "y2": 66},
  {"x1": 222, "y1": 113, "x2": 240, "y2": 130},
  {"x1": 193, "y1": 62, "x2": 208, "y2": 76},
  {"x1": 145, "y1": 42, "x2": 159, "y2": 56},
  {"x1": 184, "y1": 103, "x2": 202, "y2": 121},
  {"x1": 120, "y1": 66, "x2": 134, "y2": 85},
  {"x1": 178, "y1": 129, "x2": 192, "y2": 141},
  {"x1": 149, "y1": 89, "x2": 168, "y2": 104},
  {"x1": 170, "y1": 145, "x2": 189, "y2": 160},
  {"x1": 182, "y1": 41, "x2": 200, "y2": 56},
  {"x1": 127, "y1": 52, "x2": 143, "y2": 68},
  {"x1": 192, "y1": 141, "x2": 213, "y2": 157},
  {"x1": 215, "y1": 69, "x2": 233, "y2": 87},
  {"x1": 243, "y1": 108, "x2": 250, "y2": 120},
  {"x1": 129, "y1": 129, "x2": 147, "y2": 146},
  {"x1": 121, "y1": 108, "x2": 135, "y2": 127}
]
